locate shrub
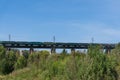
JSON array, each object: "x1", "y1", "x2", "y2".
[
  {"x1": 0, "y1": 46, "x2": 6, "y2": 60},
  {"x1": 0, "y1": 50, "x2": 17, "y2": 75},
  {"x1": 15, "y1": 56, "x2": 27, "y2": 70}
]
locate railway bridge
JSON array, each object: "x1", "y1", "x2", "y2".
[{"x1": 0, "y1": 41, "x2": 116, "y2": 53}]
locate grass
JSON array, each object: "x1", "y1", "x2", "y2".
[{"x1": 1, "y1": 44, "x2": 120, "y2": 80}]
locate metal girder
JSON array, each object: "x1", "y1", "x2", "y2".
[{"x1": 0, "y1": 41, "x2": 116, "y2": 49}]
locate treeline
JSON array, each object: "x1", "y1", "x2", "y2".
[{"x1": 0, "y1": 44, "x2": 120, "y2": 80}]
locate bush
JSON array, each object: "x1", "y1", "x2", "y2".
[
  {"x1": 0, "y1": 46, "x2": 6, "y2": 60},
  {"x1": 0, "y1": 50, "x2": 17, "y2": 74},
  {"x1": 22, "y1": 50, "x2": 29, "y2": 59},
  {"x1": 0, "y1": 45, "x2": 119, "y2": 80},
  {"x1": 1, "y1": 59, "x2": 14, "y2": 75},
  {"x1": 15, "y1": 56, "x2": 27, "y2": 70}
]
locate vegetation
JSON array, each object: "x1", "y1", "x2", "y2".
[{"x1": 0, "y1": 44, "x2": 120, "y2": 80}]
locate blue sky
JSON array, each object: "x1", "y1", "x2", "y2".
[{"x1": 0, "y1": 0, "x2": 120, "y2": 43}]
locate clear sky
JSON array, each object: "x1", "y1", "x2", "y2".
[{"x1": 0, "y1": 0, "x2": 120, "y2": 43}]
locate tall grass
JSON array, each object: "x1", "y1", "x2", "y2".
[{"x1": 0, "y1": 45, "x2": 120, "y2": 80}]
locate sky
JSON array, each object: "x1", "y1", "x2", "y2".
[{"x1": 0, "y1": 0, "x2": 120, "y2": 43}]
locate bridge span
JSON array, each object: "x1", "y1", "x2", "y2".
[{"x1": 0, "y1": 41, "x2": 116, "y2": 53}]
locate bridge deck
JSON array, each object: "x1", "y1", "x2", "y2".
[{"x1": 0, "y1": 41, "x2": 116, "y2": 49}]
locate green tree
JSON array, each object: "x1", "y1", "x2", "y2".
[{"x1": 0, "y1": 50, "x2": 17, "y2": 74}]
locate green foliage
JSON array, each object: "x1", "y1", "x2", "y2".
[
  {"x1": 87, "y1": 45, "x2": 118, "y2": 80},
  {"x1": 60, "y1": 49, "x2": 68, "y2": 59},
  {"x1": 39, "y1": 50, "x2": 50, "y2": 59},
  {"x1": 1, "y1": 59, "x2": 14, "y2": 75},
  {"x1": 28, "y1": 53, "x2": 36, "y2": 63},
  {"x1": 22, "y1": 50, "x2": 29, "y2": 59},
  {"x1": 0, "y1": 46, "x2": 6, "y2": 74},
  {"x1": 0, "y1": 51, "x2": 17, "y2": 75},
  {"x1": 28, "y1": 50, "x2": 49, "y2": 63},
  {"x1": 0, "y1": 45, "x2": 120, "y2": 80},
  {"x1": 88, "y1": 44, "x2": 102, "y2": 58},
  {"x1": 61, "y1": 49, "x2": 67, "y2": 55},
  {"x1": 6, "y1": 51, "x2": 17, "y2": 62},
  {"x1": 0, "y1": 46, "x2": 6, "y2": 60},
  {"x1": 15, "y1": 56, "x2": 27, "y2": 70},
  {"x1": 112, "y1": 43, "x2": 120, "y2": 55}
]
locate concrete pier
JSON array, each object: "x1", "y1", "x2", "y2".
[
  {"x1": 51, "y1": 48, "x2": 56, "y2": 54},
  {"x1": 30, "y1": 48, "x2": 34, "y2": 54},
  {"x1": 71, "y1": 48, "x2": 75, "y2": 53}
]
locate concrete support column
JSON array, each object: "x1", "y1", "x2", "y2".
[
  {"x1": 20, "y1": 50, "x2": 23, "y2": 56},
  {"x1": 30, "y1": 48, "x2": 34, "y2": 54},
  {"x1": 51, "y1": 48, "x2": 56, "y2": 54},
  {"x1": 105, "y1": 49, "x2": 111, "y2": 54},
  {"x1": 71, "y1": 48, "x2": 76, "y2": 57},
  {"x1": 71, "y1": 48, "x2": 75, "y2": 53}
]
